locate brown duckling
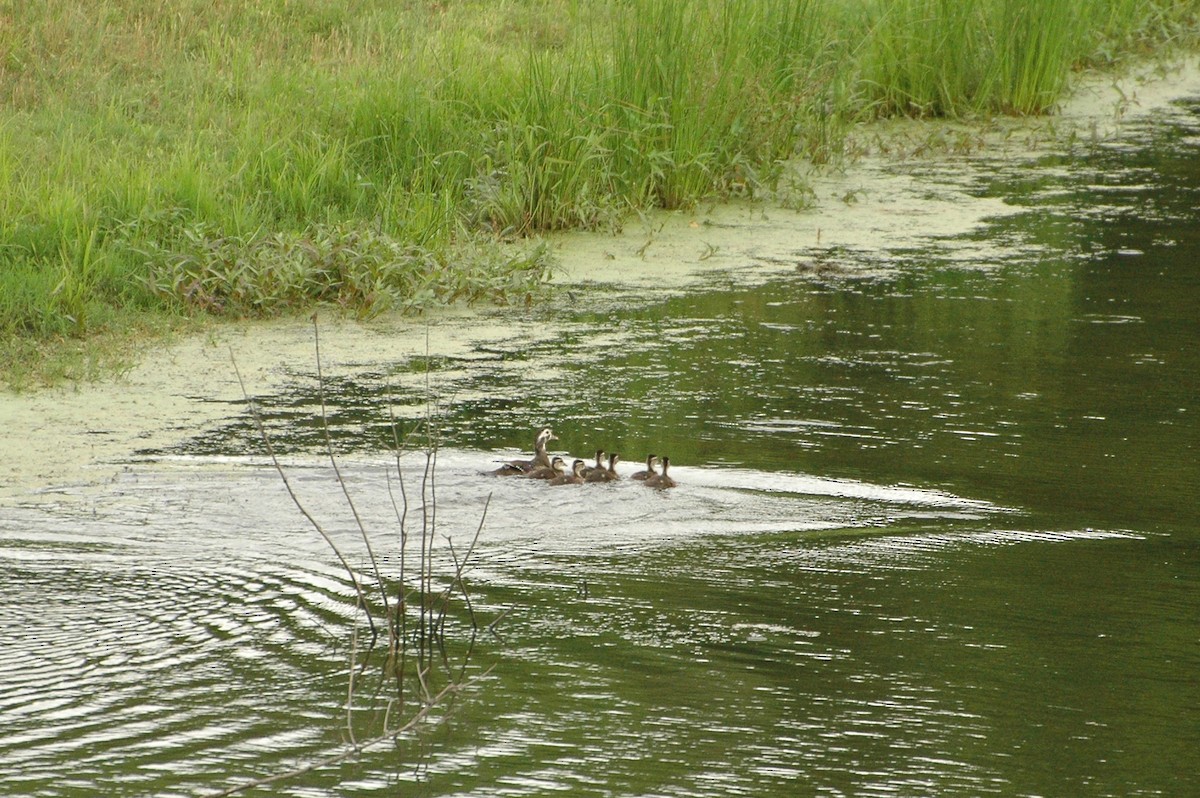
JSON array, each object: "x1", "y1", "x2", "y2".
[
  {"x1": 527, "y1": 456, "x2": 566, "y2": 480},
  {"x1": 549, "y1": 459, "x2": 587, "y2": 486},
  {"x1": 630, "y1": 454, "x2": 658, "y2": 481},
  {"x1": 585, "y1": 452, "x2": 620, "y2": 483},
  {"x1": 579, "y1": 449, "x2": 607, "y2": 479},
  {"x1": 489, "y1": 427, "x2": 556, "y2": 476},
  {"x1": 644, "y1": 456, "x2": 677, "y2": 489}
]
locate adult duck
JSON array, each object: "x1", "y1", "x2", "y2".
[
  {"x1": 644, "y1": 456, "x2": 676, "y2": 489},
  {"x1": 488, "y1": 427, "x2": 556, "y2": 476}
]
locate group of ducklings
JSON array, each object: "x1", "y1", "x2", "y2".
[{"x1": 487, "y1": 427, "x2": 677, "y2": 489}]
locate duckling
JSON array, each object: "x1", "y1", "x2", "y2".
[
  {"x1": 629, "y1": 454, "x2": 658, "y2": 481},
  {"x1": 488, "y1": 427, "x2": 556, "y2": 476},
  {"x1": 527, "y1": 456, "x2": 567, "y2": 480},
  {"x1": 579, "y1": 449, "x2": 607, "y2": 479},
  {"x1": 643, "y1": 456, "x2": 677, "y2": 489},
  {"x1": 549, "y1": 459, "x2": 587, "y2": 486},
  {"x1": 585, "y1": 452, "x2": 620, "y2": 483}
]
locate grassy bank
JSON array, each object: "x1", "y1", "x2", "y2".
[{"x1": 2, "y1": 0, "x2": 1198, "y2": 386}]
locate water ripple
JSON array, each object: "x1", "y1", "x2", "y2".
[
  {"x1": 0, "y1": 449, "x2": 1163, "y2": 796},
  {"x1": 0, "y1": 501, "x2": 365, "y2": 797}
]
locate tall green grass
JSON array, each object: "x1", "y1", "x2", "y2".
[
  {"x1": 853, "y1": 0, "x2": 1147, "y2": 117},
  {"x1": 2, "y1": 0, "x2": 1198, "y2": 383}
]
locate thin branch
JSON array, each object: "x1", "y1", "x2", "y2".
[
  {"x1": 416, "y1": 445, "x2": 435, "y2": 702},
  {"x1": 427, "y1": 432, "x2": 440, "y2": 671},
  {"x1": 222, "y1": 326, "x2": 493, "y2": 798},
  {"x1": 385, "y1": 400, "x2": 418, "y2": 706},
  {"x1": 487, "y1": 608, "x2": 511, "y2": 634},
  {"x1": 230, "y1": 350, "x2": 376, "y2": 641},
  {"x1": 312, "y1": 315, "x2": 390, "y2": 635},
  {"x1": 346, "y1": 598, "x2": 360, "y2": 748},
  {"x1": 445, "y1": 491, "x2": 490, "y2": 636}
]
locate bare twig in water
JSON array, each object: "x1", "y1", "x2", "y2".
[
  {"x1": 385, "y1": 404, "x2": 413, "y2": 706},
  {"x1": 213, "y1": 321, "x2": 495, "y2": 798},
  {"x1": 312, "y1": 314, "x2": 390, "y2": 646},
  {"x1": 443, "y1": 495, "x2": 489, "y2": 683},
  {"x1": 230, "y1": 352, "x2": 375, "y2": 640}
]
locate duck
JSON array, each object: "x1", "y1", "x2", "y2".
[
  {"x1": 549, "y1": 459, "x2": 587, "y2": 485},
  {"x1": 527, "y1": 456, "x2": 567, "y2": 480},
  {"x1": 488, "y1": 427, "x2": 556, "y2": 476},
  {"x1": 629, "y1": 454, "x2": 658, "y2": 481},
  {"x1": 579, "y1": 449, "x2": 607, "y2": 479},
  {"x1": 585, "y1": 452, "x2": 620, "y2": 483},
  {"x1": 643, "y1": 456, "x2": 677, "y2": 489}
]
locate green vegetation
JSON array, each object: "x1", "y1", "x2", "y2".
[{"x1": 2, "y1": 0, "x2": 1198, "y2": 386}]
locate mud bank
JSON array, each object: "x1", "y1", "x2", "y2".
[{"x1": 3, "y1": 58, "x2": 1198, "y2": 500}]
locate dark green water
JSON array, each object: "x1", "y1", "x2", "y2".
[{"x1": 2, "y1": 98, "x2": 1198, "y2": 796}]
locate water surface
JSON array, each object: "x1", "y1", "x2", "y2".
[{"x1": 2, "y1": 96, "x2": 1199, "y2": 797}]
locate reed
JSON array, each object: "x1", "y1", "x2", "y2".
[
  {"x1": 3, "y1": 0, "x2": 1198, "y2": 384},
  {"x1": 990, "y1": 1, "x2": 1082, "y2": 115}
]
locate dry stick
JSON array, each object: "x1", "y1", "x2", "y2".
[
  {"x1": 382, "y1": 400, "x2": 436, "y2": 726},
  {"x1": 415, "y1": 445, "x2": 435, "y2": 702},
  {"x1": 346, "y1": 602, "x2": 360, "y2": 748},
  {"x1": 385, "y1": 404, "x2": 420, "y2": 713},
  {"x1": 230, "y1": 352, "x2": 376, "y2": 641},
  {"x1": 219, "y1": 350, "x2": 492, "y2": 798},
  {"x1": 487, "y1": 608, "x2": 511, "y2": 640},
  {"x1": 384, "y1": 464, "x2": 406, "y2": 693},
  {"x1": 443, "y1": 496, "x2": 489, "y2": 684},
  {"x1": 437, "y1": 492, "x2": 490, "y2": 648},
  {"x1": 422, "y1": 334, "x2": 443, "y2": 692},
  {"x1": 309, "y1": 318, "x2": 376, "y2": 740},
  {"x1": 426, "y1": 430, "x2": 440, "y2": 673},
  {"x1": 445, "y1": 493, "x2": 490, "y2": 635},
  {"x1": 391, "y1": 327, "x2": 445, "y2": 708},
  {"x1": 387, "y1": 328, "x2": 463, "y2": 708},
  {"x1": 311, "y1": 316, "x2": 390, "y2": 639}
]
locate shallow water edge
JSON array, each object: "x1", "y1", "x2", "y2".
[{"x1": 3, "y1": 59, "x2": 1199, "y2": 501}]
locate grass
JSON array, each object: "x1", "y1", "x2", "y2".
[{"x1": 2, "y1": 0, "x2": 1199, "y2": 387}]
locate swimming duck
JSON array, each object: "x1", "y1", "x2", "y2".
[
  {"x1": 527, "y1": 456, "x2": 567, "y2": 480},
  {"x1": 630, "y1": 454, "x2": 658, "y2": 481},
  {"x1": 585, "y1": 452, "x2": 620, "y2": 483},
  {"x1": 549, "y1": 459, "x2": 587, "y2": 485},
  {"x1": 644, "y1": 456, "x2": 676, "y2": 489},
  {"x1": 489, "y1": 427, "x2": 557, "y2": 476},
  {"x1": 579, "y1": 449, "x2": 607, "y2": 479}
]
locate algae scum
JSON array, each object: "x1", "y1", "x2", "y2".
[{"x1": 2, "y1": 90, "x2": 1199, "y2": 797}]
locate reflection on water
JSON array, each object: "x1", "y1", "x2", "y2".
[
  {"x1": 4, "y1": 98, "x2": 1200, "y2": 795},
  {"x1": 0, "y1": 453, "x2": 1012, "y2": 797}
]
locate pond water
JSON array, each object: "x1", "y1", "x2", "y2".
[{"x1": 3, "y1": 90, "x2": 1199, "y2": 796}]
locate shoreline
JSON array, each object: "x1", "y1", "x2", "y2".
[{"x1": 3, "y1": 57, "x2": 1198, "y2": 501}]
